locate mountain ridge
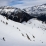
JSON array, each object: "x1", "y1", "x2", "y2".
[
  {"x1": 0, "y1": 4, "x2": 46, "y2": 22},
  {"x1": 0, "y1": 6, "x2": 33, "y2": 23}
]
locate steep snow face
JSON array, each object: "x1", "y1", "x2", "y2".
[
  {"x1": 0, "y1": 15, "x2": 46, "y2": 46},
  {"x1": 24, "y1": 4, "x2": 46, "y2": 15}
]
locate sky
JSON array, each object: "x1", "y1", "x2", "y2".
[{"x1": 0, "y1": 0, "x2": 46, "y2": 9}]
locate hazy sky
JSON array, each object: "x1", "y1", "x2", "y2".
[{"x1": 0, "y1": 0, "x2": 46, "y2": 9}]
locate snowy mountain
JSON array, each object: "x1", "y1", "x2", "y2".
[
  {"x1": 0, "y1": 4, "x2": 46, "y2": 46},
  {"x1": 1, "y1": 5, "x2": 46, "y2": 22},
  {"x1": 23, "y1": 4, "x2": 46, "y2": 15},
  {"x1": 0, "y1": 6, "x2": 33, "y2": 23},
  {"x1": 23, "y1": 4, "x2": 46, "y2": 22}
]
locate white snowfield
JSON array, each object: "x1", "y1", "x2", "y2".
[{"x1": 0, "y1": 15, "x2": 46, "y2": 46}]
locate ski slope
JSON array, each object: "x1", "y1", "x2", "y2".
[{"x1": 0, "y1": 15, "x2": 46, "y2": 46}]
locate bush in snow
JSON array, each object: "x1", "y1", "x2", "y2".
[
  {"x1": 1, "y1": 20, "x2": 2, "y2": 22},
  {"x1": 6, "y1": 22, "x2": 8, "y2": 25},
  {"x1": 26, "y1": 33, "x2": 31, "y2": 41},
  {"x1": 21, "y1": 33, "x2": 24, "y2": 36},
  {"x1": 3, "y1": 37, "x2": 5, "y2": 41},
  {"x1": 32, "y1": 35, "x2": 35, "y2": 38},
  {"x1": 3, "y1": 21, "x2": 5, "y2": 24}
]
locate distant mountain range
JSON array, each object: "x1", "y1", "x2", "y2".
[
  {"x1": 0, "y1": 4, "x2": 46, "y2": 22},
  {"x1": 23, "y1": 4, "x2": 46, "y2": 15},
  {"x1": 23, "y1": 3, "x2": 46, "y2": 22}
]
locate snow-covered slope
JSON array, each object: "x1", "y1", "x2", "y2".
[{"x1": 0, "y1": 14, "x2": 46, "y2": 46}]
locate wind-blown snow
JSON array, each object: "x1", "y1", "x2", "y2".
[{"x1": 0, "y1": 15, "x2": 46, "y2": 46}]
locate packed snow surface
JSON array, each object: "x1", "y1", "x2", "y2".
[{"x1": 0, "y1": 15, "x2": 46, "y2": 46}]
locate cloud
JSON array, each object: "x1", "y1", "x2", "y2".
[
  {"x1": 0, "y1": 0, "x2": 12, "y2": 6},
  {"x1": 0, "y1": 0, "x2": 46, "y2": 9},
  {"x1": 13, "y1": 0, "x2": 46, "y2": 9},
  {"x1": 11, "y1": 0, "x2": 45, "y2": 9}
]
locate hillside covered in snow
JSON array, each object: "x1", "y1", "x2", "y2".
[
  {"x1": 0, "y1": 4, "x2": 46, "y2": 46},
  {"x1": 0, "y1": 14, "x2": 46, "y2": 46}
]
